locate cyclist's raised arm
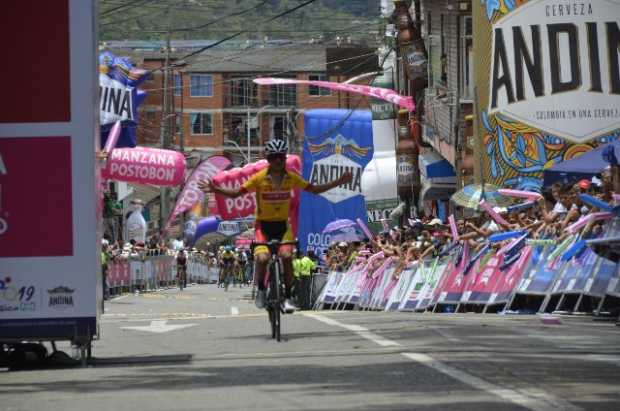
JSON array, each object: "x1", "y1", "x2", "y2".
[
  {"x1": 198, "y1": 179, "x2": 248, "y2": 198},
  {"x1": 304, "y1": 171, "x2": 353, "y2": 195}
]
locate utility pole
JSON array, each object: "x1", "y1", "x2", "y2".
[
  {"x1": 178, "y1": 69, "x2": 185, "y2": 233},
  {"x1": 159, "y1": 30, "x2": 171, "y2": 235},
  {"x1": 246, "y1": 107, "x2": 252, "y2": 165}
]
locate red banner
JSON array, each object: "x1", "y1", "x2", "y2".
[{"x1": 0, "y1": 137, "x2": 73, "y2": 257}]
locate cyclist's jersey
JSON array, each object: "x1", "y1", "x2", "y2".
[
  {"x1": 220, "y1": 250, "x2": 236, "y2": 265},
  {"x1": 242, "y1": 168, "x2": 309, "y2": 222}
]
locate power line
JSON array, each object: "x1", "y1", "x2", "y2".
[
  {"x1": 100, "y1": 0, "x2": 153, "y2": 17},
  {"x1": 175, "y1": 0, "x2": 321, "y2": 65},
  {"x1": 137, "y1": 50, "x2": 379, "y2": 94}
]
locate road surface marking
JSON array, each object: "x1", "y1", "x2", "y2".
[
  {"x1": 305, "y1": 313, "x2": 581, "y2": 411},
  {"x1": 121, "y1": 320, "x2": 197, "y2": 333},
  {"x1": 304, "y1": 313, "x2": 400, "y2": 347},
  {"x1": 102, "y1": 312, "x2": 264, "y2": 323},
  {"x1": 231, "y1": 306, "x2": 240, "y2": 316}
]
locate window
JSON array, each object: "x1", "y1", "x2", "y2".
[
  {"x1": 190, "y1": 113, "x2": 213, "y2": 135},
  {"x1": 145, "y1": 110, "x2": 156, "y2": 124},
  {"x1": 175, "y1": 111, "x2": 182, "y2": 134},
  {"x1": 426, "y1": 11, "x2": 431, "y2": 37},
  {"x1": 270, "y1": 115, "x2": 288, "y2": 140},
  {"x1": 308, "y1": 74, "x2": 330, "y2": 96},
  {"x1": 268, "y1": 75, "x2": 297, "y2": 106},
  {"x1": 173, "y1": 73, "x2": 182, "y2": 96},
  {"x1": 427, "y1": 13, "x2": 447, "y2": 89},
  {"x1": 229, "y1": 78, "x2": 254, "y2": 107},
  {"x1": 190, "y1": 74, "x2": 213, "y2": 97},
  {"x1": 460, "y1": 16, "x2": 474, "y2": 101},
  {"x1": 440, "y1": 14, "x2": 447, "y2": 85}
]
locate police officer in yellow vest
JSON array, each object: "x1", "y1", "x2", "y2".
[{"x1": 293, "y1": 250, "x2": 317, "y2": 310}]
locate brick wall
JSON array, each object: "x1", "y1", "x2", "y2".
[{"x1": 135, "y1": 58, "x2": 370, "y2": 151}]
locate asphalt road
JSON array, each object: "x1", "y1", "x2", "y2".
[{"x1": 1, "y1": 284, "x2": 619, "y2": 411}]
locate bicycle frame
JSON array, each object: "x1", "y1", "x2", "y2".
[{"x1": 252, "y1": 239, "x2": 298, "y2": 342}]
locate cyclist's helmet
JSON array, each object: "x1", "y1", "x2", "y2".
[{"x1": 265, "y1": 139, "x2": 288, "y2": 155}]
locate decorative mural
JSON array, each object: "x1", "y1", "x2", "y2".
[
  {"x1": 475, "y1": 0, "x2": 620, "y2": 191},
  {"x1": 481, "y1": 112, "x2": 619, "y2": 191},
  {"x1": 481, "y1": 0, "x2": 523, "y2": 22}
]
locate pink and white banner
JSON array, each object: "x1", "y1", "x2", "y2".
[
  {"x1": 164, "y1": 155, "x2": 231, "y2": 233},
  {"x1": 253, "y1": 78, "x2": 415, "y2": 112},
  {"x1": 102, "y1": 146, "x2": 186, "y2": 186}
]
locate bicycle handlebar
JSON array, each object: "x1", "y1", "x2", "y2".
[{"x1": 250, "y1": 240, "x2": 299, "y2": 252}]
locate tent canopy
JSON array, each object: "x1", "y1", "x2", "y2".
[{"x1": 543, "y1": 139, "x2": 620, "y2": 186}]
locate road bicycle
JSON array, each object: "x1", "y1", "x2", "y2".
[
  {"x1": 221, "y1": 260, "x2": 235, "y2": 292},
  {"x1": 252, "y1": 239, "x2": 298, "y2": 342},
  {"x1": 177, "y1": 266, "x2": 186, "y2": 291}
]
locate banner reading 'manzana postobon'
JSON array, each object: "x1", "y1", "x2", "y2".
[{"x1": 474, "y1": 0, "x2": 620, "y2": 191}]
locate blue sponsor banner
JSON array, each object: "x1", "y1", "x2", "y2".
[
  {"x1": 298, "y1": 110, "x2": 374, "y2": 254},
  {"x1": 525, "y1": 246, "x2": 560, "y2": 294},
  {"x1": 99, "y1": 51, "x2": 148, "y2": 148}
]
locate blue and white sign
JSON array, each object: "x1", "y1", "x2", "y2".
[
  {"x1": 298, "y1": 109, "x2": 374, "y2": 255},
  {"x1": 99, "y1": 51, "x2": 148, "y2": 148}
]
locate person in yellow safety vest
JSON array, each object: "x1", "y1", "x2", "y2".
[
  {"x1": 295, "y1": 250, "x2": 317, "y2": 310},
  {"x1": 299, "y1": 253, "x2": 316, "y2": 278},
  {"x1": 292, "y1": 250, "x2": 303, "y2": 280}
]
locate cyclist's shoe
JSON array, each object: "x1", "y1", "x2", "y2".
[
  {"x1": 255, "y1": 290, "x2": 266, "y2": 309},
  {"x1": 281, "y1": 298, "x2": 298, "y2": 313}
]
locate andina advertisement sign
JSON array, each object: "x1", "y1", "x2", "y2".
[
  {"x1": 299, "y1": 110, "x2": 374, "y2": 255},
  {"x1": 475, "y1": 0, "x2": 620, "y2": 191}
]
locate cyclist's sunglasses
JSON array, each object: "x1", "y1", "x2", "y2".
[{"x1": 267, "y1": 153, "x2": 286, "y2": 162}]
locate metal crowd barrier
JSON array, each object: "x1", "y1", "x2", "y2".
[
  {"x1": 106, "y1": 254, "x2": 219, "y2": 295},
  {"x1": 313, "y1": 221, "x2": 620, "y2": 315}
]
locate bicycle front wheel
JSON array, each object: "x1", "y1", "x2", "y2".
[
  {"x1": 268, "y1": 260, "x2": 282, "y2": 342},
  {"x1": 268, "y1": 307, "x2": 276, "y2": 339}
]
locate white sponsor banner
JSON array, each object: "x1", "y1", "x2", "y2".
[
  {"x1": 385, "y1": 268, "x2": 415, "y2": 311},
  {"x1": 489, "y1": 0, "x2": 620, "y2": 142}
]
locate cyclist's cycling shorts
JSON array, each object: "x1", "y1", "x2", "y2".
[{"x1": 254, "y1": 220, "x2": 294, "y2": 256}]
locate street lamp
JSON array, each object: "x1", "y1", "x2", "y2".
[{"x1": 246, "y1": 105, "x2": 274, "y2": 162}]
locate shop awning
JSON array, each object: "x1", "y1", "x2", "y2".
[
  {"x1": 362, "y1": 155, "x2": 397, "y2": 202},
  {"x1": 420, "y1": 182, "x2": 456, "y2": 202},
  {"x1": 420, "y1": 151, "x2": 456, "y2": 184}
]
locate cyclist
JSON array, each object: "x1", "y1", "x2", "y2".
[
  {"x1": 219, "y1": 245, "x2": 236, "y2": 289},
  {"x1": 176, "y1": 248, "x2": 188, "y2": 289},
  {"x1": 198, "y1": 139, "x2": 352, "y2": 312}
]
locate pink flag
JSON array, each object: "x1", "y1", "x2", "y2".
[
  {"x1": 103, "y1": 121, "x2": 121, "y2": 154},
  {"x1": 253, "y1": 78, "x2": 415, "y2": 112},
  {"x1": 163, "y1": 155, "x2": 230, "y2": 234}
]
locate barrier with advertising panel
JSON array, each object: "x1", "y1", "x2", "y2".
[
  {"x1": 105, "y1": 255, "x2": 218, "y2": 293},
  {"x1": 313, "y1": 229, "x2": 620, "y2": 315}
]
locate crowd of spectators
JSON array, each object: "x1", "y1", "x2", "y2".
[{"x1": 321, "y1": 168, "x2": 619, "y2": 275}]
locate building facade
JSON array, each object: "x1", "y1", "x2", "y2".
[
  {"x1": 109, "y1": 42, "x2": 378, "y2": 165},
  {"x1": 104, "y1": 41, "x2": 378, "y2": 235},
  {"x1": 392, "y1": 0, "x2": 473, "y2": 218}
]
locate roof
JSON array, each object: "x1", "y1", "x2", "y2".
[{"x1": 183, "y1": 46, "x2": 327, "y2": 73}]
